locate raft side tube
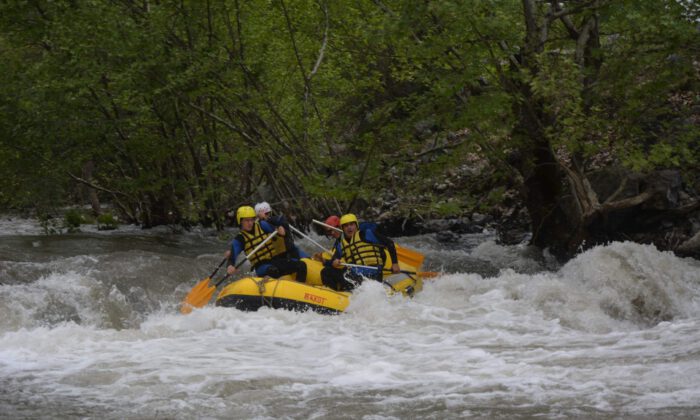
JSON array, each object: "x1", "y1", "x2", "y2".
[
  {"x1": 215, "y1": 277, "x2": 351, "y2": 313},
  {"x1": 384, "y1": 271, "x2": 423, "y2": 296}
]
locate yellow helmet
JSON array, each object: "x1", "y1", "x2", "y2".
[
  {"x1": 236, "y1": 206, "x2": 256, "y2": 225},
  {"x1": 340, "y1": 213, "x2": 358, "y2": 226}
]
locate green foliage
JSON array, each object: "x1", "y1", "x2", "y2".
[
  {"x1": 38, "y1": 213, "x2": 62, "y2": 235},
  {"x1": 96, "y1": 213, "x2": 118, "y2": 231},
  {"x1": 1, "y1": 0, "x2": 697, "y2": 226},
  {"x1": 431, "y1": 201, "x2": 462, "y2": 217},
  {"x1": 63, "y1": 209, "x2": 83, "y2": 233}
]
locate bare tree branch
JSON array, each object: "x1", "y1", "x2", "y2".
[
  {"x1": 279, "y1": 0, "x2": 324, "y2": 128},
  {"x1": 548, "y1": 0, "x2": 597, "y2": 20},
  {"x1": 308, "y1": 0, "x2": 329, "y2": 80},
  {"x1": 185, "y1": 100, "x2": 256, "y2": 144}
]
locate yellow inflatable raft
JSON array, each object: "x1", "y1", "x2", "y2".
[{"x1": 215, "y1": 257, "x2": 423, "y2": 314}]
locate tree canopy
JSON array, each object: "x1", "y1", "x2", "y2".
[{"x1": 1, "y1": 0, "x2": 698, "y2": 253}]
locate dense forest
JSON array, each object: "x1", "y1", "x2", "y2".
[{"x1": 1, "y1": 0, "x2": 699, "y2": 258}]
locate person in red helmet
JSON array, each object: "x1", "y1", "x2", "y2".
[
  {"x1": 323, "y1": 215, "x2": 341, "y2": 239},
  {"x1": 311, "y1": 215, "x2": 341, "y2": 262}
]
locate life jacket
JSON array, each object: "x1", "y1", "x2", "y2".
[
  {"x1": 340, "y1": 230, "x2": 384, "y2": 267},
  {"x1": 239, "y1": 222, "x2": 287, "y2": 267}
]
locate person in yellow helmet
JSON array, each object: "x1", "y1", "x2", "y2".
[
  {"x1": 320, "y1": 213, "x2": 400, "y2": 291},
  {"x1": 225, "y1": 205, "x2": 306, "y2": 281}
]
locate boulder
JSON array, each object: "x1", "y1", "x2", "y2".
[{"x1": 676, "y1": 230, "x2": 700, "y2": 259}]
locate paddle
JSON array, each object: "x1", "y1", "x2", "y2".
[
  {"x1": 179, "y1": 257, "x2": 227, "y2": 314},
  {"x1": 180, "y1": 231, "x2": 279, "y2": 314},
  {"x1": 339, "y1": 262, "x2": 440, "y2": 278},
  {"x1": 395, "y1": 244, "x2": 425, "y2": 268},
  {"x1": 311, "y1": 219, "x2": 427, "y2": 268},
  {"x1": 289, "y1": 225, "x2": 330, "y2": 253},
  {"x1": 312, "y1": 218, "x2": 342, "y2": 234}
]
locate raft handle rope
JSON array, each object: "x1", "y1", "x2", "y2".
[
  {"x1": 256, "y1": 276, "x2": 270, "y2": 294},
  {"x1": 254, "y1": 275, "x2": 283, "y2": 309}
]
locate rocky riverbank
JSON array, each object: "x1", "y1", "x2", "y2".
[{"x1": 373, "y1": 167, "x2": 700, "y2": 262}]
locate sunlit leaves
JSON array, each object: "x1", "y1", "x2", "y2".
[{"x1": 1, "y1": 0, "x2": 697, "y2": 224}]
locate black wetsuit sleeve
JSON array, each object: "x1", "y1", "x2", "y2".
[{"x1": 229, "y1": 234, "x2": 245, "y2": 266}]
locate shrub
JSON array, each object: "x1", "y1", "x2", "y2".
[
  {"x1": 38, "y1": 212, "x2": 61, "y2": 235},
  {"x1": 97, "y1": 213, "x2": 118, "y2": 230},
  {"x1": 63, "y1": 209, "x2": 82, "y2": 232}
]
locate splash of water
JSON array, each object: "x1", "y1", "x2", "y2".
[{"x1": 1, "y1": 229, "x2": 699, "y2": 417}]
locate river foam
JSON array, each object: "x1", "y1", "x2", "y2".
[{"x1": 1, "y1": 232, "x2": 699, "y2": 418}]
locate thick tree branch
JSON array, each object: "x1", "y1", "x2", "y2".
[{"x1": 601, "y1": 190, "x2": 654, "y2": 212}]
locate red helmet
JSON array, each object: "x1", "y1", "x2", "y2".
[{"x1": 324, "y1": 215, "x2": 340, "y2": 228}]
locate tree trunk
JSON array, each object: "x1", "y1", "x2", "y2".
[
  {"x1": 507, "y1": 0, "x2": 595, "y2": 258},
  {"x1": 509, "y1": 85, "x2": 580, "y2": 256},
  {"x1": 504, "y1": 0, "x2": 696, "y2": 259},
  {"x1": 82, "y1": 160, "x2": 101, "y2": 216}
]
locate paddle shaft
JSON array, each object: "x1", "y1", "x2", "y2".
[
  {"x1": 341, "y1": 262, "x2": 381, "y2": 270},
  {"x1": 289, "y1": 225, "x2": 328, "y2": 252},
  {"x1": 209, "y1": 257, "x2": 228, "y2": 279},
  {"x1": 312, "y1": 219, "x2": 342, "y2": 233},
  {"x1": 215, "y1": 230, "x2": 279, "y2": 287},
  {"x1": 340, "y1": 262, "x2": 420, "y2": 276}
]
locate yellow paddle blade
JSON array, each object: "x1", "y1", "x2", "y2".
[
  {"x1": 180, "y1": 277, "x2": 216, "y2": 314},
  {"x1": 419, "y1": 271, "x2": 441, "y2": 278},
  {"x1": 396, "y1": 244, "x2": 425, "y2": 268}
]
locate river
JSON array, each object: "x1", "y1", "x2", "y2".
[{"x1": 1, "y1": 217, "x2": 699, "y2": 418}]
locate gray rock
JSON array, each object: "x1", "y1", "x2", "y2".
[
  {"x1": 677, "y1": 230, "x2": 700, "y2": 257},
  {"x1": 436, "y1": 231, "x2": 460, "y2": 243}
]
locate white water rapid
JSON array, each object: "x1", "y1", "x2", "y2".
[{"x1": 1, "y1": 217, "x2": 699, "y2": 418}]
